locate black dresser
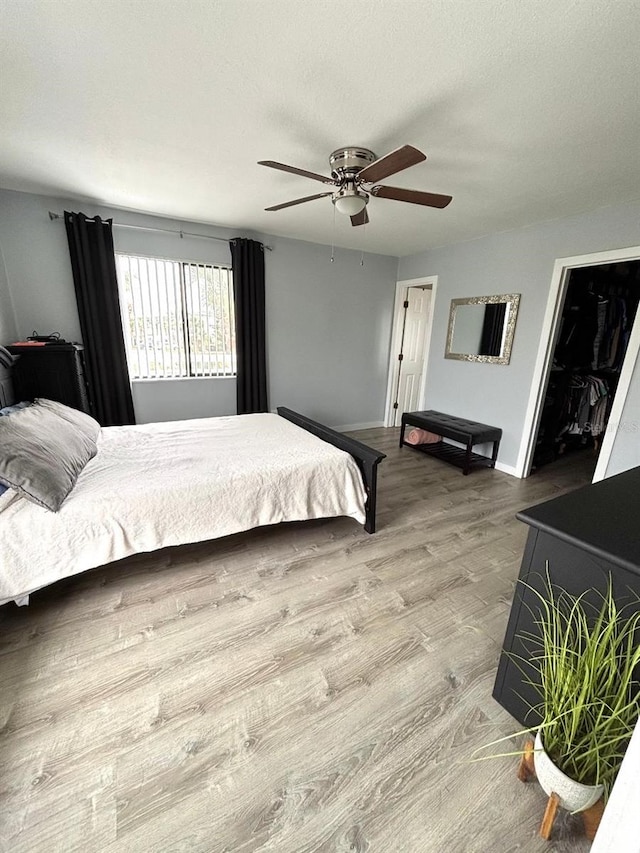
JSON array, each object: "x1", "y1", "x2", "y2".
[
  {"x1": 493, "y1": 467, "x2": 640, "y2": 726},
  {"x1": 8, "y1": 344, "x2": 91, "y2": 414}
]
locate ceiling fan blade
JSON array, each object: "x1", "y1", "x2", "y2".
[
  {"x1": 357, "y1": 145, "x2": 426, "y2": 184},
  {"x1": 350, "y1": 208, "x2": 369, "y2": 227},
  {"x1": 258, "y1": 160, "x2": 335, "y2": 185},
  {"x1": 370, "y1": 185, "x2": 452, "y2": 208},
  {"x1": 265, "y1": 192, "x2": 333, "y2": 211}
]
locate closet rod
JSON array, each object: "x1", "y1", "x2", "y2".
[{"x1": 47, "y1": 211, "x2": 272, "y2": 250}]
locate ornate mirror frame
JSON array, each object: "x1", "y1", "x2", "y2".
[{"x1": 445, "y1": 293, "x2": 521, "y2": 365}]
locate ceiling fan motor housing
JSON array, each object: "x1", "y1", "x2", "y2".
[{"x1": 329, "y1": 147, "x2": 376, "y2": 182}]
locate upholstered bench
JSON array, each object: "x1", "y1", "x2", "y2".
[{"x1": 400, "y1": 410, "x2": 502, "y2": 475}]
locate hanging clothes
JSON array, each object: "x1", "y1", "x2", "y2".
[
  {"x1": 535, "y1": 372, "x2": 611, "y2": 467},
  {"x1": 566, "y1": 375, "x2": 609, "y2": 437},
  {"x1": 592, "y1": 298, "x2": 608, "y2": 369}
]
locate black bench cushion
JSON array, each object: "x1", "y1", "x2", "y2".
[{"x1": 403, "y1": 410, "x2": 502, "y2": 445}]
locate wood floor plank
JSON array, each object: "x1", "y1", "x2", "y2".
[{"x1": 0, "y1": 429, "x2": 597, "y2": 852}]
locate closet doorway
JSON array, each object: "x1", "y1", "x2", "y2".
[{"x1": 518, "y1": 246, "x2": 640, "y2": 480}]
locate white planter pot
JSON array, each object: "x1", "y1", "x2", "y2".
[{"x1": 533, "y1": 731, "x2": 604, "y2": 813}]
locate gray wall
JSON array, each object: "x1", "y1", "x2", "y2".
[
  {"x1": 0, "y1": 189, "x2": 397, "y2": 427},
  {"x1": 398, "y1": 200, "x2": 640, "y2": 472},
  {"x1": 261, "y1": 233, "x2": 397, "y2": 426},
  {"x1": 0, "y1": 241, "x2": 17, "y2": 343}
]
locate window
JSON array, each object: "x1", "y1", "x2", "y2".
[{"x1": 116, "y1": 254, "x2": 235, "y2": 380}]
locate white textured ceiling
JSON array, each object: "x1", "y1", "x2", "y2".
[{"x1": 1, "y1": 0, "x2": 639, "y2": 256}]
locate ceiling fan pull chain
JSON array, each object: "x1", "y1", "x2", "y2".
[{"x1": 360, "y1": 221, "x2": 367, "y2": 266}]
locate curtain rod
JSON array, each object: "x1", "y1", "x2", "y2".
[{"x1": 48, "y1": 211, "x2": 272, "y2": 250}]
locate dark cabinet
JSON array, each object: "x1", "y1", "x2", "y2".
[
  {"x1": 493, "y1": 466, "x2": 640, "y2": 726},
  {"x1": 8, "y1": 344, "x2": 91, "y2": 414}
]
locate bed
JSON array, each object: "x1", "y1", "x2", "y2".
[{"x1": 0, "y1": 379, "x2": 385, "y2": 606}]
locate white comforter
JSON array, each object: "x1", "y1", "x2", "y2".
[{"x1": 0, "y1": 414, "x2": 367, "y2": 604}]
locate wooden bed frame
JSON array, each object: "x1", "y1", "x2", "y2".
[
  {"x1": 277, "y1": 407, "x2": 386, "y2": 534},
  {"x1": 0, "y1": 364, "x2": 14, "y2": 409}
]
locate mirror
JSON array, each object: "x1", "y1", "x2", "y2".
[{"x1": 445, "y1": 294, "x2": 520, "y2": 364}]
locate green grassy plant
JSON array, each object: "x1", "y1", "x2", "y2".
[{"x1": 474, "y1": 570, "x2": 640, "y2": 799}]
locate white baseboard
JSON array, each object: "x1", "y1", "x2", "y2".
[
  {"x1": 334, "y1": 421, "x2": 385, "y2": 433},
  {"x1": 494, "y1": 460, "x2": 520, "y2": 477}
]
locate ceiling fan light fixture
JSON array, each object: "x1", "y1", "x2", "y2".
[{"x1": 333, "y1": 192, "x2": 367, "y2": 216}]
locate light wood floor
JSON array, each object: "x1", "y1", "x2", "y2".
[{"x1": 0, "y1": 430, "x2": 598, "y2": 853}]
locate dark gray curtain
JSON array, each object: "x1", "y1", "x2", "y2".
[
  {"x1": 479, "y1": 302, "x2": 507, "y2": 357},
  {"x1": 64, "y1": 211, "x2": 135, "y2": 426},
  {"x1": 230, "y1": 238, "x2": 268, "y2": 414}
]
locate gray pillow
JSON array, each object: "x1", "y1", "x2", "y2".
[
  {"x1": 0, "y1": 404, "x2": 97, "y2": 511},
  {"x1": 0, "y1": 401, "x2": 31, "y2": 417},
  {"x1": 33, "y1": 398, "x2": 101, "y2": 442}
]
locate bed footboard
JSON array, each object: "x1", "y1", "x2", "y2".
[
  {"x1": 277, "y1": 407, "x2": 386, "y2": 534},
  {"x1": 0, "y1": 363, "x2": 15, "y2": 409}
]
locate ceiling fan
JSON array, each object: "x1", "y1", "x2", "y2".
[{"x1": 258, "y1": 145, "x2": 452, "y2": 227}]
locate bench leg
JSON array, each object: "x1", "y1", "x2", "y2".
[
  {"x1": 463, "y1": 440, "x2": 472, "y2": 475},
  {"x1": 399, "y1": 418, "x2": 406, "y2": 448},
  {"x1": 491, "y1": 439, "x2": 500, "y2": 469}
]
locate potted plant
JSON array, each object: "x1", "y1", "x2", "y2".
[{"x1": 475, "y1": 571, "x2": 640, "y2": 823}]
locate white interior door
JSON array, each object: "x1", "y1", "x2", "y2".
[{"x1": 390, "y1": 287, "x2": 432, "y2": 426}]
